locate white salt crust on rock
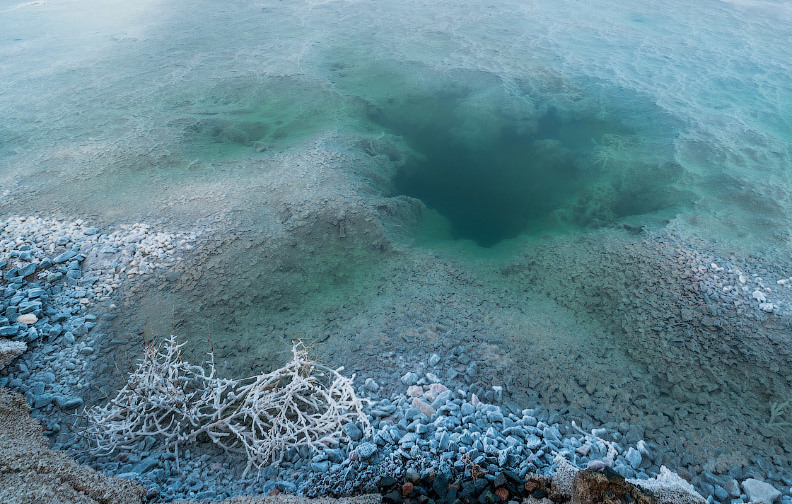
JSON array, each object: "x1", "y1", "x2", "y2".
[{"x1": 0, "y1": 340, "x2": 26, "y2": 371}]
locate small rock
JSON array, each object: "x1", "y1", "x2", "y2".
[
  {"x1": 429, "y1": 353, "x2": 440, "y2": 366},
  {"x1": 411, "y1": 398, "x2": 436, "y2": 417},
  {"x1": 17, "y1": 314, "x2": 38, "y2": 325},
  {"x1": 356, "y1": 442, "x2": 377, "y2": 460},
  {"x1": 27, "y1": 288, "x2": 45, "y2": 299},
  {"x1": 54, "y1": 396, "x2": 84, "y2": 410},
  {"x1": 759, "y1": 302, "x2": 775, "y2": 313},
  {"x1": 424, "y1": 383, "x2": 449, "y2": 402},
  {"x1": 624, "y1": 447, "x2": 642, "y2": 469},
  {"x1": 407, "y1": 385, "x2": 424, "y2": 397},
  {"x1": 401, "y1": 372, "x2": 419, "y2": 386},
  {"x1": 364, "y1": 378, "x2": 380, "y2": 392},
  {"x1": 742, "y1": 479, "x2": 781, "y2": 504},
  {"x1": 343, "y1": 422, "x2": 363, "y2": 441},
  {"x1": 586, "y1": 460, "x2": 606, "y2": 471},
  {"x1": 53, "y1": 250, "x2": 77, "y2": 264}
]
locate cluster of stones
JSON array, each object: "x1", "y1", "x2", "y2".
[
  {"x1": 0, "y1": 216, "x2": 201, "y2": 433},
  {"x1": 378, "y1": 469, "x2": 534, "y2": 504}
]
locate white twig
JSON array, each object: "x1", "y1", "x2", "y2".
[{"x1": 86, "y1": 338, "x2": 371, "y2": 476}]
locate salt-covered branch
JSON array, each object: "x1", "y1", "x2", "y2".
[{"x1": 85, "y1": 337, "x2": 370, "y2": 475}]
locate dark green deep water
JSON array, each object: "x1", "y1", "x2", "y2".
[{"x1": 374, "y1": 87, "x2": 689, "y2": 246}]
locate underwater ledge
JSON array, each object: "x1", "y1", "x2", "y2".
[{"x1": 0, "y1": 217, "x2": 790, "y2": 504}]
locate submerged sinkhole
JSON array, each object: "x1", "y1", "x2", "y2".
[{"x1": 372, "y1": 88, "x2": 686, "y2": 247}]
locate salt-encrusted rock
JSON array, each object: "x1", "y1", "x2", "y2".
[
  {"x1": 342, "y1": 422, "x2": 363, "y2": 441},
  {"x1": 355, "y1": 442, "x2": 377, "y2": 460},
  {"x1": 411, "y1": 397, "x2": 436, "y2": 417},
  {"x1": 625, "y1": 447, "x2": 642, "y2": 468},
  {"x1": 572, "y1": 468, "x2": 655, "y2": 504},
  {"x1": 628, "y1": 466, "x2": 706, "y2": 504},
  {"x1": 363, "y1": 378, "x2": 379, "y2": 392},
  {"x1": 0, "y1": 340, "x2": 26, "y2": 370},
  {"x1": 400, "y1": 372, "x2": 419, "y2": 386},
  {"x1": 406, "y1": 385, "x2": 423, "y2": 397},
  {"x1": 741, "y1": 479, "x2": 781, "y2": 504},
  {"x1": 753, "y1": 290, "x2": 767, "y2": 302},
  {"x1": 424, "y1": 382, "x2": 448, "y2": 402},
  {"x1": 17, "y1": 314, "x2": 38, "y2": 325},
  {"x1": 759, "y1": 302, "x2": 775, "y2": 313},
  {"x1": 551, "y1": 456, "x2": 580, "y2": 500},
  {"x1": 586, "y1": 460, "x2": 606, "y2": 471}
]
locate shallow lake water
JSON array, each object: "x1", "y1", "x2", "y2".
[{"x1": 1, "y1": 0, "x2": 791, "y2": 492}]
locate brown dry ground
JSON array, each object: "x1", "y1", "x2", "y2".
[{"x1": 0, "y1": 387, "x2": 379, "y2": 504}]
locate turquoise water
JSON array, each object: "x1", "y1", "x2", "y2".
[{"x1": 1, "y1": 0, "x2": 791, "y2": 487}]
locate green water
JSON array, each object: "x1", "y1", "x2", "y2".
[{"x1": 2, "y1": 0, "x2": 791, "y2": 487}]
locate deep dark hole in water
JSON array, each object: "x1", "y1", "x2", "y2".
[{"x1": 371, "y1": 88, "x2": 686, "y2": 247}]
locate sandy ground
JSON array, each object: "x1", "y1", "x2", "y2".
[{"x1": 0, "y1": 386, "x2": 379, "y2": 504}]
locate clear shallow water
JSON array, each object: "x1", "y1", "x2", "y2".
[{"x1": 1, "y1": 0, "x2": 792, "y2": 489}]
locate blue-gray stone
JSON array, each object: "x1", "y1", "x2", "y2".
[
  {"x1": 466, "y1": 362, "x2": 478, "y2": 376},
  {"x1": 342, "y1": 422, "x2": 363, "y2": 441},
  {"x1": 39, "y1": 258, "x2": 52, "y2": 269},
  {"x1": 439, "y1": 431, "x2": 450, "y2": 450},
  {"x1": 55, "y1": 236, "x2": 70, "y2": 246},
  {"x1": 46, "y1": 272, "x2": 63, "y2": 283},
  {"x1": 325, "y1": 448, "x2": 344, "y2": 463},
  {"x1": 55, "y1": 396, "x2": 84, "y2": 410},
  {"x1": 33, "y1": 393, "x2": 54, "y2": 409},
  {"x1": 416, "y1": 423, "x2": 432, "y2": 435},
  {"x1": 52, "y1": 312, "x2": 69, "y2": 323},
  {"x1": 18, "y1": 251, "x2": 33, "y2": 261},
  {"x1": 83, "y1": 227, "x2": 100, "y2": 235},
  {"x1": 53, "y1": 251, "x2": 77, "y2": 264},
  {"x1": 0, "y1": 326, "x2": 18, "y2": 336},
  {"x1": 625, "y1": 447, "x2": 642, "y2": 468},
  {"x1": 19, "y1": 301, "x2": 41, "y2": 314},
  {"x1": 134, "y1": 456, "x2": 160, "y2": 474},
  {"x1": 356, "y1": 442, "x2": 377, "y2": 460},
  {"x1": 363, "y1": 378, "x2": 379, "y2": 392},
  {"x1": 525, "y1": 435, "x2": 541, "y2": 450},
  {"x1": 543, "y1": 427, "x2": 559, "y2": 440},
  {"x1": 27, "y1": 288, "x2": 45, "y2": 299},
  {"x1": 429, "y1": 353, "x2": 440, "y2": 366},
  {"x1": 486, "y1": 410, "x2": 504, "y2": 423},
  {"x1": 66, "y1": 269, "x2": 82, "y2": 280},
  {"x1": 431, "y1": 390, "x2": 452, "y2": 410},
  {"x1": 714, "y1": 485, "x2": 729, "y2": 501},
  {"x1": 41, "y1": 372, "x2": 56, "y2": 384},
  {"x1": 18, "y1": 263, "x2": 36, "y2": 277},
  {"x1": 49, "y1": 324, "x2": 63, "y2": 338},
  {"x1": 404, "y1": 407, "x2": 421, "y2": 421},
  {"x1": 310, "y1": 460, "x2": 330, "y2": 472},
  {"x1": 400, "y1": 432, "x2": 418, "y2": 445}
]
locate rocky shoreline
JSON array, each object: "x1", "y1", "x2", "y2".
[{"x1": 1, "y1": 215, "x2": 791, "y2": 504}]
